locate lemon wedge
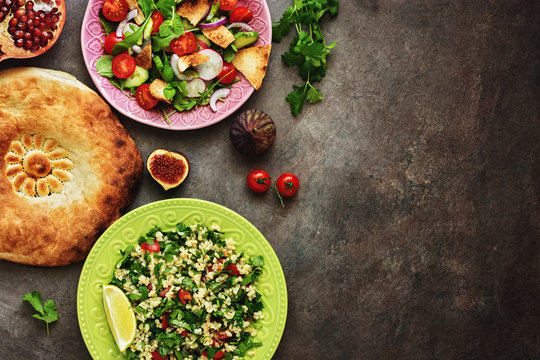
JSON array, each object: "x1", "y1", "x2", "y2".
[{"x1": 102, "y1": 284, "x2": 136, "y2": 352}]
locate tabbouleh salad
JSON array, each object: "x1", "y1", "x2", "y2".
[{"x1": 110, "y1": 222, "x2": 265, "y2": 360}]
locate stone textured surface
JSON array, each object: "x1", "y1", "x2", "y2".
[{"x1": 1, "y1": 0, "x2": 539, "y2": 359}]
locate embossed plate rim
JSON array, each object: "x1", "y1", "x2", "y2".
[
  {"x1": 80, "y1": 0, "x2": 271, "y2": 130},
  {"x1": 77, "y1": 198, "x2": 287, "y2": 360}
]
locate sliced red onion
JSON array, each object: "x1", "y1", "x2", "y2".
[
  {"x1": 209, "y1": 88, "x2": 231, "y2": 112},
  {"x1": 198, "y1": 16, "x2": 227, "y2": 29},
  {"x1": 201, "y1": 4, "x2": 211, "y2": 22},
  {"x1": 226, "y1": 22, "x2": 254, "y2": 32},
  {"x1": 170, "y1": 54, "x2": 194, "y2": 81},
  {"x1": 116, "y1": 9, "x2": 139, "y2": 37},
  {"x1": 122, "y1": 23, "x2": 140, "y2": 35},
  {"x1": 132, "y1": 45, "x2": 142, "y2": 54}
]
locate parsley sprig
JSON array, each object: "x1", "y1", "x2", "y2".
[
  {"x1": 272, "y1": 0, "x2": 339, "y2": 115},
  {"x1": 22, "y1": 291, "x2": 59, "y2": 335}
]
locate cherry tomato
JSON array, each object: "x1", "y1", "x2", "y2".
[
  {"x1": 230, "y1": 6, "x2": 253, "y2": 23},
  {"x1": 141, "y1": 239, "x2": 160, "y2": 252},
  {"x1": 178, "y1": 290, "x2": 192, "y2": 305},
  {"x1": 225, "y1": 264, "x2": 240, "y2": 276},
  {"x1": 170, "y1": 32, "x2": 197, "y2": 56},
  {"x1": 246, "y1": 169, "x2": 271, "y2": 193},
  {"x1": 162, "y1": 313, "x2": 169, "y2": 329},
  {"x1": 103, "y1": 32, "x2": 124, "y2": 55},
  {"x1": 219, "y1": 0, "x2": 237, "y2": 11},
  {"x1": 217, "y1": 62, "x2": 236, "y2": 85},
  {"x1": 214, "y1": 351, "x2": 225, "y2": 360},
  {"x1": 102, "y1": 0, "x2": 128, "y2": 22},
  {"x1": 111, "y1": 53, "x2": 136, "y2": 79},
  {"x1": 151, "y1": 351, "x2": 167, "y2": 360},
  {"x1": 217, "y1": 330, "x2": 229, "y2": 340},
  {"x1": 151, "y1": 10, "x2": 164, "y2": 34},
  {"x1": 135, "y1": 84, "x2": 159, "y2": 110},
  {"x1": 276, "y1": 172, "x2": 299, "y2": 197}
]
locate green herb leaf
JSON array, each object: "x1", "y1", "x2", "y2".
[
  {"x1": 285, "y1": 86, "x2": 307, "y2": 116},
  {"x1": 99, "y1": 9, "x2": 116, "y2": 36},
  {"x1": 112, "y1": 16, "x2": 151, "y2": 55},
  {"x1": 306, "y1": 86, "x2": 323, "y2": 104},
  {"x1": 23, "y1": 292, "x2": 58, "y2": 334},
  {"x1": 95, "y1": 55, "x2": 114, "y2": 78},
  {"x1": 156, "y1": 0, "x2": 175, "y2": 19},
  {"x1": 138, "y1": 0, "x2": 154, "y2": 18},
  {"x1": 251, "y1": 255, "x2": 265, "y2": 267}
]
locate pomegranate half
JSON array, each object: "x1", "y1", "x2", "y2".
[{"x1": 0, "y1": 0, "x2": 66, "y2": 61}]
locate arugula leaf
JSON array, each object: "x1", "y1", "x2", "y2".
[
  {"x1": 95, "y1": 55, "x2": 114, "y2": 78},
  {"x1": 138, "y1": 0, "x2": 154, "y2": 17},
  {"x1": 156, "y1": 0, "x2": 175, "y2": 19},
  {"x1": 22, "y1": 291, "x2": 58, "y2": 334},
  {"x1": 99, "y1": 9, "x2": 116, "y2": 35},
  {"x1": 112, "y1": 16, "x2": 151, "y2": 55}
]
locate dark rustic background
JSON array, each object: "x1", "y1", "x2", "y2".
[{"x1": 1, "y1": 0, "x2": 539, "y2": 359}]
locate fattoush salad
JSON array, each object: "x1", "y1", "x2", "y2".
[{"x1": 96, "y1": 0, "x2": 271, "y2": 115}]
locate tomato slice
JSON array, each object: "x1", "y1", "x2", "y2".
[
  {"x1": 151, "y1": 10, "x2": 164, "y2": 34},
  {"x1": 214, "y1": 351, "x2": 225, "y2": 360},
  {"x1": 151, "y1": 351, "x2": 167, "y2": 360},
  {"x1": 219, "y1": 0, "x2": 237, "y2": 11},
  {"x1": 135, "y1": 84, "x2": 159, "y2": 110},
  {"x1": 141, "y1": 239, "x2": 160, "y2": 252},
  {"x1": 111, "y1": 53, "x2": 136, "y2": 79},
  {"x1": 159, "y1": 286, "x2": 171, "y2": 297},
  {"x1": 225, "y1": 264, "x2": 240, "y2": 276},
  {"x1": 217, "y1": 62, "x2": 236, "y2": 85},
  {"x1": 217, "y1": 330, "x2": 229, "y2": 340},
  {"x1": 162, "y1": 313, "x2": 169, "y2": 329},
  {"x1": 102, "y1": 0, "x2": 129, "y2": 22},
  {"x1": 103, "y1": 32, "x2": 124, "y2": 55},
  {"x1": 170, "y1": 32, "x2": 197, "y2": 56},
  {"x1": 178, "y1": 290, "x2": 192, "y2": 305},
  {"x1": 229, "y1": 6, "x2": 253, "y2": 23}
]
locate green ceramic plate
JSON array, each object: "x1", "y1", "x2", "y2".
[{"x1": 77, "y1": 198, "x2": 287, "y2": 359}]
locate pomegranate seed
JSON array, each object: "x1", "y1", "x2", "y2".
[
  {"x1": 14, "y1": 38, "x2": 24, "y2": 47},
  {"x1": 51, "y1": 14, "x2": 58, "y2": 23},
  {"x1": 51, "y1": 24, "x2": 57, "y2": 30},
  {"x1": 0, "y1": 6, "x2": 8, "y2": 13},
  {"x1": 7, "y1": 26, "x2": 16, "y2": 34},
  {"x1": 27, "y1": 10, "x2": 35, "y2": 18},
  {"x1": 27, "y1": 25, "x2": 34, "y2": 32},
  {"x1": 5, "y1": 0, "x2": 12, "y2": 6},
  {"x1": 38, "y1": 22, "x2": 46, "y2": 30},
  {"x1": 23, "y1": 39, "x2": 32, "y2": 50},
  {"x1": 14, "y1": 7, "x2": 25, "y2": 17},
  {"x1": 16, "y1": 0, "x2": 24, "y2": 6},
  {"x1": 26, "y1": 18, "x2": 34, "y2": 26},
  {"x1": 9, "y1": 17, "x2": 18, "y2": 26},
  {"x1": 19, "y1": 14, "x2": 27, "y2": 22},
  {"x1": 23, "y1": 32, "x2": 31, "y2": 40},
  {"x1": 31, "y1": 44, "x2": 39, "y2": 52},
  {"x1": 25, "y1": 1, "x2": 33, "y2": 10},
  {"x1": 0, "y1": 0, "x2": 5, "y2": 7},
  {"x1": 0, "y1": 14, "x2": 5, "y2": 21},
  {"x1": 32, "y1": 28, "x2": 40, "y2": 37},
  {"x1": 16, "y1": 22, "x2": 25, "y2": 29},
  {"x1": 32, "y1": 36, "x2": 40, "y2": 43},
  {"x1": 46, "y1": 31, "x2": 52, "y2": 39},
  {"x1": 36, "y1": 10, "x2": 43, "y2": 16},
  {"x1": 51, "y1": 7, "x2": 57, "y2": 13},
  {"x1": 40, "y1": 39, "x2": 48, "y2": 47},
  {"x1": 13, "y1": 29, "x2": 23, "y2": 39}
]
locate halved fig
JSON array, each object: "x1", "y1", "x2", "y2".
[
  {"x1": 147, "y1": 149, "x2": 190, "y2": 191},
  {"x1": 0, "y1": 0, "x2": 66, "y2": 61}
]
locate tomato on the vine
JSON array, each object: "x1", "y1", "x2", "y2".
[
  {"x1": 102, "y1": 0, "x2": 128, "y2": 22},
  {"x1": 112, "y1": 53, "x2": 136, "y2": 78},
  {"x1": 230, "y1": 6, "x2": 253, "y2": 23},
  {"x1": 170, "y1": 32, "x2": 197, "y2": 56},
  {"x1": 135, "y1": 84, "x2": 159, "y2": 110},
  {"x1": 151, "y1": 10, "x2": 164, "y2": 34},
  {"x1": 217, "y1": 62, "x2": 236, "y2": 85},
  {"x1": 247, "y1": 169, "x2": 271, "y2": 193},
  {"x1": 103, "y1": 32, "x2": 124, "y2": 55},
  {"x1": 219, "y1": 0, "x2": 238, "y2": 11},
  {"x1": 276, "y1": 172, "x2": 299, "y2": 197}
]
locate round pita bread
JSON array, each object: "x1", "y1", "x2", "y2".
[{"x1": 0, "y1": 67, "x2": 142, "y2": 266}]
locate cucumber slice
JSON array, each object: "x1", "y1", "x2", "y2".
[
  {"x1": 182, "y1": 18, "x2": 195, "y2": 30},
  {"x1": 233, "y1": 32, "x2": 259, "y2": 50},
  {"x1": 123, "y1": 66, "x2": 149, "y2": 88}
]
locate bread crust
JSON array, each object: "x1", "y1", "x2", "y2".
[{"x1": 0, "y1": 67, "x2": 142, "y2": 266}]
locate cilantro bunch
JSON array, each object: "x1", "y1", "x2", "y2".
[{"x1": 273, "y1": 0, "x2": 339, "y2": 115}]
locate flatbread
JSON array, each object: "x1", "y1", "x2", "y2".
[
  {"x1": 176, "y1": 0, "x2": 212, "y2": 26},
  {"x1": 0, "y1": 67, "x2": 142, "y2": 266},
  {"x1": 202, "y1": 26, "x2": 235, "y2": 48},
  {"x1": 232, "y1": 45, "x2": 271, "y2": 90}
]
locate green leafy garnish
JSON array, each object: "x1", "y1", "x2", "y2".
[
  {"x1": 272, "y1": 0, "x2": 339, "y2": 115},
  {"x1": 112, "y1": 16, "x2": 151, "y2": 55},
  {"x1": 99, "y1": 9, "x2": 116, "y2": 35},
  {"x1": 95, "y1": 55, "x2": 114, "y2": 78},
  {"x1": 22, "y1": 291, "x2": 58, "y2": 334}
]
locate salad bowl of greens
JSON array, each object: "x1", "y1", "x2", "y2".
[{"x1": 81, "y1": 0, "x2": 271, "y2": 130}]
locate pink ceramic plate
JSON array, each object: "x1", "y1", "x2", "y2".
[{"x1": 81, "y1": 0, "x2": 271, "y2": 130}]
